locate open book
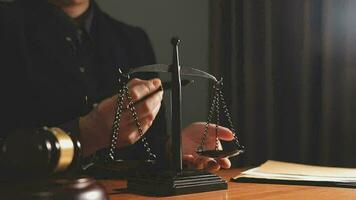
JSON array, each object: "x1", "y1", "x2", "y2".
[{"x1": 232, "y1": 160, "x2": 356, "y2": 188}]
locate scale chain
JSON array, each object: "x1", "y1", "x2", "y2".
[
  {"x1": 124, "y1": 85, "x2": 156, "y2": 160},
  {"x1": 215, "y1": 84, "x2": 221, "y2": 151},
  {"x1": 109, "y1": 71, "x2": 156, "y2": 161},
  {"x1": 217, "y1": 84, "x2": 244, "y2": 149},
  {"x1": 109, "y1": 87, "x2": 125, "y2": 160},
  {"x1": 198, "y1": 83, "x2": 219, "y2": 152},
  {"x1": 197, "y1": 79, "x2": 244, "y2": 154}
]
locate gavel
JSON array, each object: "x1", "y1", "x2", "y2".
[{"x1": 0, "y1": 127, "x2": 81, "y2": 177}]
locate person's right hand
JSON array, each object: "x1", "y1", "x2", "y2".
[{"x1": 78, "y1": 78, "x2": 163, "y2": 157}]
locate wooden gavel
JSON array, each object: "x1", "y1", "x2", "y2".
[{"x1": 0, "y1": 127, "x2": 81, "y2": 177}]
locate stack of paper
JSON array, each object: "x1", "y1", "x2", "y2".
[{"x1": 232, "y1": 160, "x2": 356, "y2": 187}]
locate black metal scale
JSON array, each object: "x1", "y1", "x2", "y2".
[{"x1": 110, "y1": 38, "x2": 244, "y2": 196}]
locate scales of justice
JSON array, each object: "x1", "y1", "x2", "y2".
[{"x1": 100, "y1": 37, "x2": 245, "y2": 196}]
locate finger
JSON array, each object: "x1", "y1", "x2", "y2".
[
  {"x1": 127, "y1": 78, "x2": 149, "y2": 88},
  {"x1": 193, "y1": 156, "x2": 220, "y2": 172},
  {"x1": 129, "y1": 78, "x2": 162, "y2": 102},
  {"x1": 124, "y1": 109, "x2": 159, "y2": 145},
  {"x1": 183, "y1": 155, "x2": 195, "y2": 167},
  {"x1": 118, "y1": 89, "x2": 162, "y2": 127},
  {"x1": 96, "y1": 78, "x2": 162, "y2": 124},
  {"x1": 216, "y1": 157, "x2": 231, "y2": 169},
  {"x1": 116, "y1": 102, "x2": 161, "y2": 147},
  {"x1": 134, "y1": 90, "x2": 163, "y2": 120},
  {"x1": 194, "y1": 157, "x2": 220, "y2": 172},
  {"x1": 127, "y1": 78, "x2": 142, "y2": 87},
  {"x1": 206, "y1": 123, "x2": 234, "y2": 141},
  {"x1": 116, "y1": 118, "x2": 151, "y2": 148},
  {"x1": 139, "y1": 102, "x2": 161, "y2": 130},
  {"x1": 183, "y1": 122, "x2": 234, "y2": 142},
  {"x1": 206, "y1": 159, "x2": 221, "y2": 172},
  {"x1": 193, "y1": 156, "x2": 209, "y2": 170}
]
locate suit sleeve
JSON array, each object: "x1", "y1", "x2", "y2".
[{"x1": 0, "y1": 4, "x2": 32, "y2": 137}]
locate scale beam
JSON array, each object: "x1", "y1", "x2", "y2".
[{"x1": 129, "y1": 64, "x2": 218, "y2": 82}]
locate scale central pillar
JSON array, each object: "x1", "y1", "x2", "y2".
[{"x1": 171, "y1": 37, "x2": 183, "y2": 172}]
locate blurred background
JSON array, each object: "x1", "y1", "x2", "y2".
[
  {"x1": 98, "y1": 0, "x2": 356, "y2": 167},
  {"x1": 97, "y1": 0, "x2": 210, "y2": 134}
]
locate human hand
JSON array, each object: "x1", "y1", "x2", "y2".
[
  {"x1": 79, "y1": 78, "x2": 163, "y2": 157},
  {"x1": 182, "y1": 122, "x2": 234, "y2": 172}
]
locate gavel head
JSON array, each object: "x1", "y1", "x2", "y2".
[{"x1": 0, "y1": 127, "x2": 81, "y2": 178}]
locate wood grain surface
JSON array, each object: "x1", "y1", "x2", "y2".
[{"x1": 99, "y1": 168, "x2": 356, "y2": 200}]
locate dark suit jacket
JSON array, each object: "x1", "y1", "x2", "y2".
[{"x1": 0, "y1": 0, "x2": 167, "y2": 162}]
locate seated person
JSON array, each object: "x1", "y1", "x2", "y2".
[{"x1": 0, "y1": 0, "x2": 234, "y2": 172}]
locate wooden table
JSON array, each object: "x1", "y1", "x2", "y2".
[{"x1": 100, "y1": 169, "x2": 356, "y2": 200}]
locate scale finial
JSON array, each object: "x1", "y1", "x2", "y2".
[{"x1": 171, "y1": 37, "x2": 180, "y2": 46}]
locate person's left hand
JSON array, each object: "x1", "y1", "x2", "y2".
[{"x1": 182, "y1": 122, "x2": 234, "y2": 172}]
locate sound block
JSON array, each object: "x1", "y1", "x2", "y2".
[
  {"x1": 0, "y1": 177, "x2": 108, "y2": 200},
  {"x1": 127, "y1": 170, "x2": 227, "y2": 196}
]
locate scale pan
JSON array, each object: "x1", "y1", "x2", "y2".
[{"x1": 196, "y1": 149, "x2": 244, "y2": 159}]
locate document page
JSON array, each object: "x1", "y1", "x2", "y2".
[{"x1": 234, "y1": 160, "x2": 356, "y2": 183}]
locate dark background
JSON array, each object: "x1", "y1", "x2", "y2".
[
  {"x1": 97, "y1": 0, "x2": 211, "y2": 130},
  {"x1": 211, "y1": 0, "x2": 356, "y2": 167},
  {"x1": 100, "y1": 0, "x2": 356, "y2": 167}
]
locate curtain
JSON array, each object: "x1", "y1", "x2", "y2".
[{"x1": 210, "y1": 0, "x2": 356, "y2": 167}]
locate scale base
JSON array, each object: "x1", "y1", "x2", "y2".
[{"x1": 127, "y1": 170, "x2": 227, "y2": 196}]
